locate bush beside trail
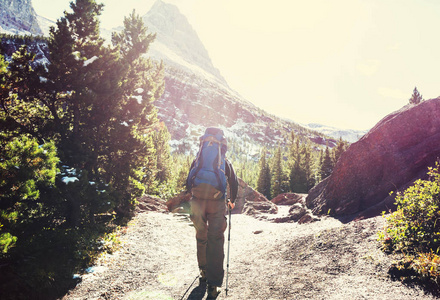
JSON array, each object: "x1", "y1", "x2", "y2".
[{"x1": 379, "y1": 161, "x2": 440, "y2": 290}]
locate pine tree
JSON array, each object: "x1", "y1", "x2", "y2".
[
  {"x1": 320, "y1": 146, "x2": 334, "y2": 179},
  {"x1": 173, "y1": 154, "x2": 193, "y2": 193},
  {"x1": 257, "y1": 148, "x2": 271, "y2": 199},
  {"x1": 271, "y1": 146, "x2": 283, "y2": 198},
  {"x1": 154, "y1": 123, "x2": 172, "y2": 184},
  {"x1": 0, "y1": 135, "x2": 58, "y2": 254},
  {"x1": 316, "y1": 149, "x2": 324, "y2": 182},
  {"x1": 409, "y1": 87, "x2": 423, "y2": 105},
  {"x1": 106, "y1": 9, "x2": 164, "y2": 215},
  {"x1": 301, "y1": 142, "x2": 315, "y2": 191},
  {"x1": 153, "y1": 122, "x2": 173, "y2": 198},
  {"x1": 288, "y1": 132, "x2": 297, "y2": 190},
  {"x1": 288, "y1": 133, "x2": 308, "y2": 193},
  {"x1": 0, "y1": 46, "x2": 49, "y2": 142},
  {"x1": 289, "y1": 142, "x2": 302, "y2": 192},
  {"x1": 333, "y1": 138, "x2": 347, "y2": 166},
  {"x1": 45, "y1": 0, "x2": 126, "y2": 220}
]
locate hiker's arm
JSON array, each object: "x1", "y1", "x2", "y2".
[{"x1": 225, "y1": 159, "x2": 238, "y2": 202}]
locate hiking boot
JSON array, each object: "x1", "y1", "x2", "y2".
[
  {"x1": 207, "y1": 284, "x2": 220, "y2": 299},
  {"x1": 199, "y1": 269, "x2": 206, "y2": 284}
]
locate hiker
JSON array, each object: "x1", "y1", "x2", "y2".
[{"x1": 186, "y1": 127, "x2": 238, "y2": 299}]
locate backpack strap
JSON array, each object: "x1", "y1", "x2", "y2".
[{"x1": 203, "y1": 135, "x2": 227, "y2": 171}]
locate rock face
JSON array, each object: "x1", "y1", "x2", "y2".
[
  {"x1": 0, "y1": 0, "x2": 42, "y2": 35},
  {"x1": 306, "y1": 98, "x2": 440, "y2": 218},
  {"x1": 155, "y1": 69, "x2": 335, "y2": 151},
  {"x1": 142, "y1": 0, "x2": 226, "y2": 85}
]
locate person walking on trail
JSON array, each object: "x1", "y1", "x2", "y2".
[{"x1": 186, "y1": 127, "x2": 238, "y2": 299}]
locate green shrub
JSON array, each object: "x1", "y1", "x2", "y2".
[
  {"x1": 412, "y1": 252, "x2": 440, "y2": 285},
  {"x1": 0, "y1": 135, "x2": 59, "y2": 254},
  {"x1": 379, "y1": 161, "x2": 440, "y2": 287},
  {"x1": 0, "y1": 232, "x2": 17, "y2": 254}
]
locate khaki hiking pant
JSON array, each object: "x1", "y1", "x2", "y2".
[{"x1": 190, "y1": 197, "x2": 227, "y2": 287}]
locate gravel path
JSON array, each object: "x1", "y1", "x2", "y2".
[{"x1": 62, "y1": 207, "x2": 437, "y2": 300}]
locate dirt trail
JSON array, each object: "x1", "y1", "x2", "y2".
[{"x1": 62, "y1": 207, "x2": 436, "y2": 300}]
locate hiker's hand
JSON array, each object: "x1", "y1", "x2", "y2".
[{"x1": 227, "y1": 201, "x2": 235, "y2": 210}]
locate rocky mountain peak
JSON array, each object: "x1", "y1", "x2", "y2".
[
  {"x1": 147, "y1": 0, "x2": 187, "y2": 35},
  {"x1": 143, "y1": 0, "x2": 227, "y2": 86},
  {"x1": 0, "y1": 0, "x2": 42, "y2": 35}
]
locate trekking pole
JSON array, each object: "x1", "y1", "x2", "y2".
[
  {"x1": 225, "y1": 202, "x2": 232, "y2": 296},
  {"x1": 180, "y1": 275, "x2": 199, "y2": 300}
]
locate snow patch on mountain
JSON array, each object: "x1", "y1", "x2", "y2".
[{"x1": 303, "y1": 123, "x2": 368, "y2": 143}]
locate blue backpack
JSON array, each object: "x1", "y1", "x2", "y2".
[{"x1": 188, "y1": 128, "x2": 228, "y2": 200}]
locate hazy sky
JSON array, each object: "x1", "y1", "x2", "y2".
[{"x1": 32, "y1": 0, "x2": 440, "y2": 130}]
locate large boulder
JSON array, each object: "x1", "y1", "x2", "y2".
[
  {"x1": 166, "y1": 191, "x2": 192, "y2": 213},
  {"x1": 271, "y1": 202, "x2": 320, "y2": 224},
  {"x1": 306, "y1": 98, "x2": 440, "y2": 218},
  {"x1": 137, "y1": 195, "x2": 168, "y2": 212},
  {"x1": 235, "y1": 178, "x2": 278, "y2": 216},
  {"x1": 271, "y1": 193, "x2": 304, "y2": 205}
]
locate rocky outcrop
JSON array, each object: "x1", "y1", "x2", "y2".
[
  {"x1": 306, "y1": 98, "x2": 440, "y2": 218},
  {"x1": 0, "y1": 0, "x2": 42, "y2": 35},
  {"x1": 155, "y1": 66, "x2": 335, "y2": 151},
  {"x1": 287, "y1": 204, "x2": 319, "y2": 224}
]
